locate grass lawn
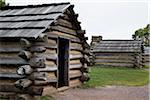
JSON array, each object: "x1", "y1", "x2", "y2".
[{"x1": 82, "y1": 66, "x2": 149, "y2": 88}]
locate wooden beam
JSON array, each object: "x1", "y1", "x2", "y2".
[
  {"x1": 34, "y1": 79, "x2": 57, "y2": 86},
  {"x1": 0, "y1": 85, "x2": 43, "y2": 95},
  {"x1": 0, "y1": 58, "x2": 28, "y2": 65},
  {"x1": 30, "y1": 46, "x2": 46, "y2": 53},
  {"x1": 0, "y1": 73, "x2": 26, "y2": 79},
  {"x1": 36, "y1": 66, "x2": 57, "y2": 72}
]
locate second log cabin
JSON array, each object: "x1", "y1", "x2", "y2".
[
  {"x1": 91, "y1": 36, "x2": 144, "y2": 68},
  {"x1": 0, "y1": 2, "x2": 89, "y2": 99}
]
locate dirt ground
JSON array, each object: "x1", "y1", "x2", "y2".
[{"x1": 52, "y1": 85, "x2": 149, "y2": 100}]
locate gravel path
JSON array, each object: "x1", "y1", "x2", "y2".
[{"x1": 52, "y1": 85, "x2": 149, "y2": 100}]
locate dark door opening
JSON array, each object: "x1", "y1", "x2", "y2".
[{"x1": 58, "y1": 38, "x2": 69, "y2": 88}]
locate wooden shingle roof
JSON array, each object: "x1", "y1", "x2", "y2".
[
  {"x1": 91, "y1": 40, "x2": 143, "y2": 53},
  {"x1": 0, "y1": 3, "x2": 71, "y2": 39}
]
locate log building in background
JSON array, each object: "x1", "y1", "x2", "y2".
[
  {"x1": 0, "y1": 3, "x2": 89, "y2": 99},
  {"x1": 143, "y1": 46, "x2": 150, "y2": 66},
  {"x1": 91, "y1": 36, "x2": 144, "y2": 68}
]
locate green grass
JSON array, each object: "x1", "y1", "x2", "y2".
[
  {"x1": 40, "y1": 96, "x2": 53, "y2": 100},
  {"x1": 82, "y1": 66, "x2": 149, "y2": 88}
]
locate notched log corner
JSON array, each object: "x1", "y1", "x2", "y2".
[
  {"x1": 80, "y1": 73, "x2": 90, "y2": 82},
  {"x1": 15, "y1": 79, "x2": 32, "y2": 90},
  {"x1": 18, "y1": 50, "x2": 32, "y2": 60},
  {"x1": 17, "y1": 65, "x2": 33, "y2": 75},
  {"x1": 20, "y1": 38, "x2": 31, "y2": 48}
]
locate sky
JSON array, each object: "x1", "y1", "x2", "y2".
[{"x1": 6, "y1": 0, "x2": 149, "y2": 43}]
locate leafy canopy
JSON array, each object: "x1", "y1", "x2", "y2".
[
  {"x1": 0, "y1": 0, "x2": 6, "y2": 9},
  {"x1": 132, "y1": 24, "x2": 150, "y2": 46}
]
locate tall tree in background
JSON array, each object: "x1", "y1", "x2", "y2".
[
  {"x1": 132, "y1": 24, "x2": 150, "y2": 46},
  {"x1": 0, "y1": 0, "x2": 6, "y2": 9}
]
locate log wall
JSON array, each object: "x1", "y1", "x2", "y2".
[
  {"x1": 0, "y1": 10, "x2": 89, "y2": 98},
  {"x1": 94, "y1": 52, "x2": 143, "y2": 67}
]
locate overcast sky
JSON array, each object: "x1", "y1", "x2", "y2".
[{"x1": 6, "y1": 0, "x2": 149, "y2": 43}]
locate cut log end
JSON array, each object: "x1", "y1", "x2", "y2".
[
  {"x1": 15, "y1": 79, "x2": 33, "y2": 90},
  {"x1": 20, "y1": 38, "x2": 31, "y2": 48},
  {"x1": 18, "y1": 50, "x2": 32, "y2": 60},
  {"x1": 17, "y1": 65, "x2": 33, "y2": 75}
]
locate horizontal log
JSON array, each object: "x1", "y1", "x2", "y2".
[
  {"x1": 69, "y1": 63, "x2": 82, "y2": 69},
  {"x1": 95, "y1": 56, "x2": 134, "y2": 60},
  {"x1": 29, "y1": 72, "x2": 56, "y2": 81},
  {"x1": 34, "y1": 53, "x2": 57, "y2": 61},
  {"x1": 36, "y1": 66, "x2": 57, "y2": 72},
  {"x1": 34, "y1": 78, "x2": 57, "y2": 86},
  {"x1": 47, "y1": 31, "x2": 81, "y2": 43},
  {"x1": 50, "y1": 25, "x2": 77, "y2": 36},
  {"x1": 95, "y1": 62, "x2": 134, "y2": 67},
  {"x1": 0, "y1": 57, "x2": 28, "y2": 65},
  {"x1": 0, "y1": 46, "x2": 46, "y2": 53},
  {"x1": 70, "y1": 46, "x2": 83, "y2": 51},
  {"x1": 0, "y1": 85, "x2": 43, "y2": 95},
  {"x1": 54, "y1": 18, "x2": 76, "y2": 29},
  {"x1": 0, "y1": 92, "x2": 16, "y2": 99},
  {"x1": 69, "y1": 79, "x2": 82, "y2": 88},
  {"x1": 69, "y1": 70, "x2": 82, "y2": 79},
  {"x1": 70, "y1": 54, "x2": 83, "y2": 60},
  {"x1": 0, "y1": 73, "x2": 26, "y2": 79},
  {"x1": 30, "y1": 46, "x2": 46, "y2": 53},
  {"x1": 45, "y1": 60, "x2": 56, "y2": 66},
  {"x1": 0, "y1": 47, "x2": 20, "y2": 53},
  {"x1": 70, "y1": 59, "x2": 81, "y2": 65},
  {"x1": 95, "y1": 59, "x2": 134, "y2": 63},
  {"x1": 15, "y1": 79, "x2": 33, "y2": 90},
  {"x1": 29, "y1": 72, "x2": 47, "y2": 81}
]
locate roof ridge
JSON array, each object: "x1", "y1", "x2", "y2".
[{"x1": 1, "y1": 2, "x2": 70, "y2": 10}]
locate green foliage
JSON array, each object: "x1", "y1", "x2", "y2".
[
  {"x1": 132, "y1": 24, "x2": 150, "y2": 46},
  {"x1": 82, "y1": 66, "x2": 149, "y2": 88},
  {"x1": 0, "y1": 0, "x2": 6, "y2": 9}
]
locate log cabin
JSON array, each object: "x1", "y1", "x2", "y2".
[
  {"x1": 91, "y1": 36, "x2": 144, "y2": 68},
  {"x1": 0, "y1": 3, "x2": 89, "y2": 99},
  {"x1": 143, "y1": 46, "x2": 150, "y2": 66}
]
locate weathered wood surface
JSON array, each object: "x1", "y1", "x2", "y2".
[
  {"x1": 0, "y1": 58, "x2": 28, "y2": 65},
  {"x1": 69, "y1": 79, "x2": 82, "y2": 87},
  {"x1": 0, "y1": 73, "x2": 26, "y2": 79},
  {"x1": 20, "y1": 38, "x2": 31, "y2": 48},
  {"x1": 17, "y1": 65, "x2": 33, "y2": 75},
  {"x1": 18, "y1": 50, "x2": 32, "y2": 60},
  {"x1": 69, "y1": 70, "x2": 82, "y2": 79},
  {"x1": 15, "y1": 79, "x2": 33, "y2": 89},
  {"x1": 0, "y1": 85, "x2": 43, "y2": 95},
  {"x1": 96, "y1": 62, "x2": 134, "y2": 67}
]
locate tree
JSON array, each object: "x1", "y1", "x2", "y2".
[
  {"x1": 132, "y1": 24, "x2": 150, "y2": 46},
  {"x1": 0, "y1": 0, "x2": 6, "y2": 10}
]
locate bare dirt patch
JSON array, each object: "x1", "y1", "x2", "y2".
[{"x1": 52, "y1": 85, "x2": 149, "y2": 100}]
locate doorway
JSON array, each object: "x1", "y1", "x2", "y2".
[{"x1": 58, "y1": 38, "x2": 69, "y2": 88}]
